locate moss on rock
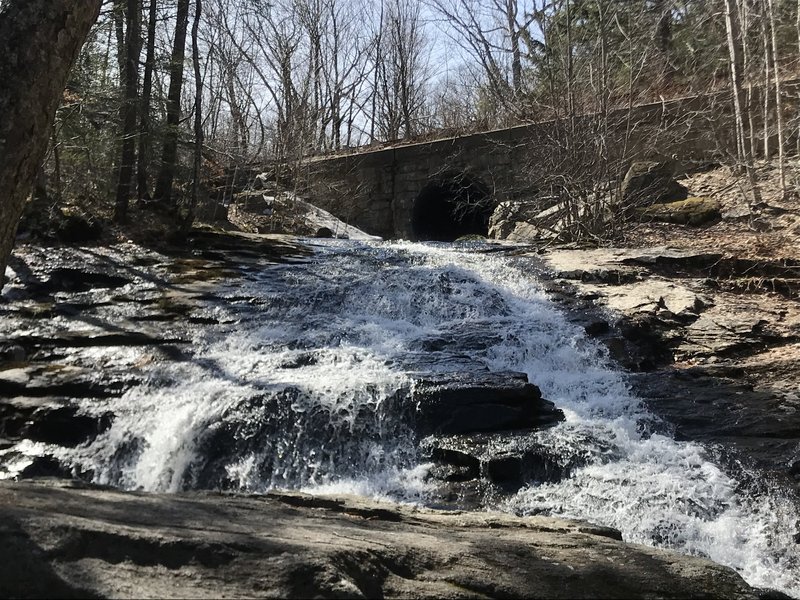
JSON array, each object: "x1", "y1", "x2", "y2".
[{"x1": 637, "y1": 197, "x2": 721, "y2": 226}]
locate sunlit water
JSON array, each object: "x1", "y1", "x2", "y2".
[{"x1": 6, "y1": 240, "x2": 799, "y2": 595}]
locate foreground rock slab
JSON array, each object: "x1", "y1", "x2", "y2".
[{"x1": 0, "y1": 480, "x2": 760, "y2": 599}]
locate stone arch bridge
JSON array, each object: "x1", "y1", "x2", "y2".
[{"x1": 293, "y1": 90, "x2": 773, "y2": 241}]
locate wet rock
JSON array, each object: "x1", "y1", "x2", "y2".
[
  {"x1": 0, "y1": 344, "x2": 26, "y2": 363},
  {"x1": 426, "y1": 462, "x2": 480, "y2": 483},
  {"x1": 418, "y1": 330, "x2": 503, "y2": 352},
  {"x1": 0, "y1": 365, "x2": 138, "y2": 399},
  {"x1": 411, "y1": 371, "x2": 564, "y2": 436},
  {"x1": 279, "y1": 353, "x2": 319, "y2": 369},
  {"x1": 617, "y1": 315, "x2": 677, "y2": 370},
  {"x1": 0, "y1": 480, "x2": 762, "y2": 599},
  {"x1": 26, "y1": 406, "x2": 112, "y2": 448},
  {"x1": 584, "y1": 320, "x2": 610, "y2": 336},
  {"x1": 35, "y1": 268, "x2": 131, "y2": 294},
  {"x1": 421, "y1": 431, "x2": 582, "y2": 498},
  {"x1": 315, "y1": 226, "x2": 334, "y2": 238},
  {"x1": 10, "y1": 331, "x2": 186, "y2": 350},
  {"x1": 16, "y1": 457, "x2": 73, "y2": 480},
  {"x1": 0, "y1": 396, "x2": 113, "y2": 448},
  {"x1": 424, "y1": 444, "x2": 481, "y2": 482},
  {"x1": 632, "y1": 369, "x2": 800, "y2": 450},
  {"x1": 55, "y1": 212, "x2": 103, "y2": 243},
  {"x1": 485, "y1": 453, "x2": 525, "y2": 489},
  {"x1": 190, "y1": 387, "x2": 411, "y2": 491}
]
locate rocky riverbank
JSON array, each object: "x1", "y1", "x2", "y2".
[
  {"x1": 485, "y1": 160, "x2": 800, "y2": 503},
  {"x1": 530, "y1": 245, "x2": 800, "y2": 502}
]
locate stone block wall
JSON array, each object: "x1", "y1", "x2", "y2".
[{"x1": 296, "y1": 81, "x2": 800, "y2": 239}]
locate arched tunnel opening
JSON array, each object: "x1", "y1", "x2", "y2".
[{"x1": 411, "y1": 177, "x2": 493, "y2": 241}]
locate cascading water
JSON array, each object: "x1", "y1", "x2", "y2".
[{"x1": 7, "y1": 240, "x2": 799, "y2": 596}]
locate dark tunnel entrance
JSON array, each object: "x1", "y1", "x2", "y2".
[{"x1": 411, "y1": 177, "x2": 493, "y2": 241}]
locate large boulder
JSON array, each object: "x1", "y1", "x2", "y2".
[
  {"x1": 490, "y1": 200, "x2": 575, "y2": 242},
  {"x1": 17, "y1": 201, "x2": 103, "y2": 243},
  {"x1": 621, "y1": 161, "x2": 688, "y2": 207},
  {"x1": 489, "y1": 196, "x2": 610, "y2": 243},
  {"x1": 488, "y1": 200, "x2": 543, "y2": 239},
  {"x1": 228, "y1": 190, "x2": 379, "y2": 240},
  {"x1": 0, "y1": 480, "x2": 762, "y2": 599},
  {"x1": 637, "y1": 197, "x2": 721, "y2": 226},
  {"x1": 504, "y1": 203, "x2": 575, "y2": 242}
]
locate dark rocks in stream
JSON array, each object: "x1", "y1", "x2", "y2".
[
  {"x1": 0, "y1": 397, "x2": 112, "y2": 448},
  {"x1": 421, "y1": 429, "x2": 622, "y2": 505},
  {"x1": 182, "y1": 373, "x2": 564, "y2": 492},
  {"x1": 410, "y1": 371, "x2": 564, "y2": 436}
]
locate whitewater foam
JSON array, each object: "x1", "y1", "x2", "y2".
[{"x1": 6, "y1": 239, "x2": 797, "y2": 595}]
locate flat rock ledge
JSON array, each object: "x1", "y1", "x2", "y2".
[{"x1": 0, "y1": 480, "x2": 760, "y2": 599}]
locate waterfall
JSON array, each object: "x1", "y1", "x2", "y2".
[{"x1": 9, "y1": 240, "x2": 799, "y2": 596}]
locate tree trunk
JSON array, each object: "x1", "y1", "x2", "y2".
[
  {"x1": 114, "y1": 0, "x2": 142, "y2": 223},
  {"x1": 739, "y1": 0, "x2": 755, "y2": 160},
  {"x1": 766, "y1": 0, "x2": 786, "y2": 195},
  {"x1": 565, "y1": 0, "x2": 575, "y2": 129},
  {"x1": 0, "y1": 0, "x2": 102, "y2": 291},
  {"x1": 507, "y1": 0, "x2": 523, "y2": 98},
  {"x1": 113, "y1": 0, "x2": 125, "y2": 77},
  {"x1": 183, "y1": 0, "x2": 203, "y2": 233},
  {"x1": 653, "y1": 0, "x2": 672, "y2": 85},
  {"x1": 724, "y1": 0, "x2": 747, "y2": 163},
  {"x1": 137, "y1": 0, "x2": 158, "y2": 203},
  {"x1": 154, "y1": 0, "x2": 190, "y2": 205},
  {"x1": 724, "y1": 0, "x2": 761, "y2": 203},
  {"x1": 761, "y1": 1, "x2": 771, "y2": 159}
]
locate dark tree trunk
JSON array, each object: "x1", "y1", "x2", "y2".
[
  {"x1": 137, "y1": 0, "x2": 158, "y2": 203},
  {"x1": 183, "y1": 0, "x2": 203, "y2": 233},
  {"x1": 507, "y1": 0, "x2": 522, "y2": 98},
  {"x1": 154, "y1": 0, "x2": 190, "y2": 205},
  {"x1": 113, "y1": 0, "x2": 125, "y2": 76},
  {"x1": 0, "y1": 0, "x2": 102, "y2": 291},
  {"x1": 114, "y1": 0, "x2": 142, "y2": 223},
  {"x1": 653, "y1": 0, "x2": 673, "y2": 84}
]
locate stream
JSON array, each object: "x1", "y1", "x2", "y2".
[{"x1": 3, "y1": 239, "x2": 799, "y2": 596}]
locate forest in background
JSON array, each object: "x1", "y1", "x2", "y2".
[{"x1": 23, "y1": 0, "x2": 800, "y2": 235}]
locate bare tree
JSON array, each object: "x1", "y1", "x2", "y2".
[
  {"x1": 374, "y1": 0, "x2": 429, "y2": 140},
  {"x1": 114, "y1": 0, "x2": 142, "y2": 223},
  {"x1": 137, "y1": 0, "x2": 158, "y2": 203},
  {"x1": 154, "y1": 0, "x2": 191, "y2": 205},
  {"x1": 184, "y1": 0, "x2": 204, "y2": 231},
  {"x1": 765, "y1": 0, "x2": 786, "y2": 196},
  {"x1": 427, "y1": 0, "x2": 533, "y2": 118}
]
